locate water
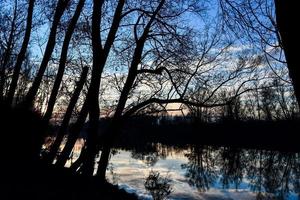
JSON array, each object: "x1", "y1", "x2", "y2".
[{"x1": 104, "y1": 143, "x2": 300, "y2": 200}]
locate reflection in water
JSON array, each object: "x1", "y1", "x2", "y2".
[
  {"x1": 181, "y1": 145, "x2": 218, "y2": 192},
  {"x1": 182, "y1": 145, "x2": 300, "y2": 200},
  {"x1": 130, "y1": 143, "x2": 167, "y2": 167},
  {"x1": 105, "y1": 143, "x2": 300, "y2": 200},
  {"x1": 144, "y1": 170, "x2": 173, "y2": 200},
  {"x1": 245, "y1": 150, "x2": 300, "y2": 200},
  {"x1": 219, "y1": 147, "x2": 245, "y2": 190}
]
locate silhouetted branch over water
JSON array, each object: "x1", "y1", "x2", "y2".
[{"x1": 0, "y1": 0, "x2": 300, "y2": 199}]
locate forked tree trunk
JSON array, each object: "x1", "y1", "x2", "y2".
[
  {"x1": 96, "y1": 0, "x2": 165, "y2": 178},
  {"x1": 80, "y1": 0, "x2": 125, "y2": 176},
  {"x1": 77, "y1": 0, "x2": 103, "y2": 176},
  {"x1": 55, "y1": 0, "x2": 125, "y2": 173}
]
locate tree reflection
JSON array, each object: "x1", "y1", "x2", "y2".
[
  {"x1": 246, "y1": 150, "x2": 300, "y2": 200},
  {"x1": 130, "y1": 143, "x2": 167, "y2": 167},
  {"x1": 122, "y1": 143, "x2": 300, "y2": 199},
  {"x1": 181, "y1": 145, "x2": 218, "y2": 192},
  {"x1": 219, "y1": 147, "x2": 246, "y2": 189},
  {"x1": 179, "y1": 145, "x2": 300, "y2": 199}
]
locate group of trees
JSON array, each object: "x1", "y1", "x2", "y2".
[
  {"x1": 186, "y1": 77, "x2": 298, "y2": 122},
  {"x1": 0, "y1": 0, "x2": 298, "y2": 179}
]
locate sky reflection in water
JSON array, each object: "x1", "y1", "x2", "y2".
[{"x1": 105, "y1": 144, "x2": 300, "y2": 200}]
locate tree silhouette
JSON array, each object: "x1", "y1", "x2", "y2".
[
  {"x1": 0, "y1": 2, "x2": 299, "y2": 199},
  {"x1": 22, "y1": 0, "x2": 71, "y2": 107},
  {"x1": 220, "y1": 0, "x2": 300, "y2": 107},
  {"x1": 6, "y1": 0, "x2": 35, "y2": 106}
]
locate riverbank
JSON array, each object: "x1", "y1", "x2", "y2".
[{"x1": 3, "y1": 162, "x2": 138, "y2": 200}]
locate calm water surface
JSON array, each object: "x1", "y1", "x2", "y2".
[{"x1": 102, "y1": 144, "x2": 300, "y2": 200}]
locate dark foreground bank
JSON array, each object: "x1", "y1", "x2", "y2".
[
  {"x1": 1, "y1": 105, "x2": 137, "y2": 200},
  {"x1": 3, "y1": 164, "x2": 138, "y2": 200}
]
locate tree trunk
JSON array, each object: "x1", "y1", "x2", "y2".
[
  {"x1": 56, "y1": 0, "x2": 125, "y2": 173},
  {"x1": 97, "y1": 144, "x2": 111, "y2": 179},
  {"x1": 43, "y1": 0, "x2": 85, "y2": 123},
  {"x1": 22, "y1": 0, "x2": 70, "y2": 108},
  {"x1": 55, "y1": 100, "x2": 89, "y2": 167},
  {"x1": 274, "y1": 0, "x2": 300, "y2": 108},
  {"x1": 79, "y1": 0, "x2": 103, "y2": 176},
  {"x1": 80, "y1": 0, "x2": 125, "y2": 176},
  {"x1": 45, "y1": 66, "x2": 88, "y2": 164},
  {"x1": 96, "y1": 0, "x2": 165, "y2": 178},
  {"x1": 6, "y1": 0, "x2": 35, "y2": 106}
]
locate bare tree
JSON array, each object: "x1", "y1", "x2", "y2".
[
  {"x1": 220, "y1": 0, "x2": 299, "y2": 107},
  {"x1": 0, "y1": 0, "x2": 18, "y2": 102},
  {"x1": 22, "y1": 0, "x2": 71, "y2": 107},
  {"x1": 55, "y1": 0, "x2": 127, "y2": 172},
  {"x1": 6, "y1": 0, "x2": 35, "y2": 106},
  {"x1": 43, "y1": 0, "x2": 86, "y2": 123},
  {"x1": 44, "y1": 66, "x2": 88, "y2": 164}
]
